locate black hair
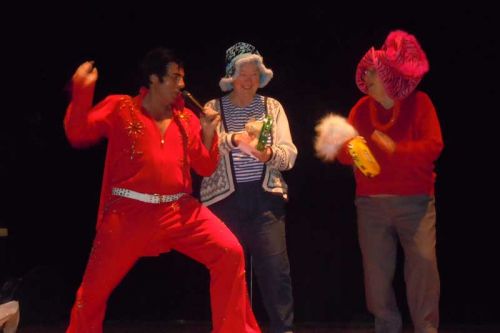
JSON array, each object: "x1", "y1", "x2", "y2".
[{"x1": 139, "y1": 47, "x2": 184, "y2": 87}]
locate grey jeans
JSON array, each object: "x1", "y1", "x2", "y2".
[{"x1": 355, "y1": 195, "x2": 440, "y2": 333}]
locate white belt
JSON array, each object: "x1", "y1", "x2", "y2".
[{"x1": 112, "y1": 188, "x2": 184, "y2": 204}]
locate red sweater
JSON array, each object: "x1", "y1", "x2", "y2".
[
  {"x1": 338, "y1": 91, "x2": 443, "y2": 196},
  {"x1": 64, "y1": 84, "x2": 219, "y2": 228}
]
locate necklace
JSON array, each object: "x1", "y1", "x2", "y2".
[{"x1": 369, "y1": 99, "x2": 400, "y2": 131}]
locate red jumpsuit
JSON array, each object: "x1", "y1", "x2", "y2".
[{"x1": 64, "y1": 85, "x2": 260, "y2": 333}]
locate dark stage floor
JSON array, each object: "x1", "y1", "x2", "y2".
[{"x1": 15, "y1": 321, "x2": 500, "y2": 333}]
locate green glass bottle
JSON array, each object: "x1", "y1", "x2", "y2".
[{"x1": 256, "y1": 115, "x2": 273, "y2": 151}]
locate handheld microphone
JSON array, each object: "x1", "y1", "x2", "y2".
[{"x1": 182, "y1": 90, "x2": 205, "y2": 113}]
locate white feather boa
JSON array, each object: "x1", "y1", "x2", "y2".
[{"x1": 314, "y1": 114, "x2": 358, "y2": 162}]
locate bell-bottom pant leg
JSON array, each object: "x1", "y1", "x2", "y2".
[
  {"x1": 161, "y1": 196, "x2": 261, "y2": 333},
  {"x1": 66, "y1": 199, "x2": 159, "y2": 333}
]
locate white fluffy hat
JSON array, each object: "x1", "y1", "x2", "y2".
[{"x1": 219, "y1": 42, "x2": 274, "y2": 92}]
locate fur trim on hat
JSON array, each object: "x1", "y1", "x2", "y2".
[
  {"x1": 356, "y1": 30, "x2": 429, "y2": 100},
  {"x1": 219, "y1": 54, "x2": 274, "y2": 92},
  {"x1": 314, "y1": 114, "x2": 358, "y2": 162}
]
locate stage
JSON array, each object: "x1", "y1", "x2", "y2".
[
  {"x1": 3, "y1": 4, "x2": 499, "y2": 333},
  {"x1": 16, "y1": 321, "x2": 500, "y2": 333}
]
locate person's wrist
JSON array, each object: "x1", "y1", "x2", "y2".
[
  {"x1": 231, "y1": 133, "x2": 238, "y2": 147},
  {"x1": 264, "y1": 146, "x2": 273, "y2": 163}
]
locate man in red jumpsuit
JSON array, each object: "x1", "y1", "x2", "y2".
[{"x1": 64, "y1": 48, "x2": 261, "y2": 333}]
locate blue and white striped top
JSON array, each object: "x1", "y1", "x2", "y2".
[{"x1": 221, "y1": 94, "x2": 270, "y2": 183}]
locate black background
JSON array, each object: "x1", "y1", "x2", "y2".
[{"x1": 1, "y1": 2, "x2": 498, "y2": 327}]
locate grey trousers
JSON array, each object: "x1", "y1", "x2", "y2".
[{"x1": 355, "y1": 195, "x2": 440, "y2": 333}]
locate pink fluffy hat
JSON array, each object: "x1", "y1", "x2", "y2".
[{"x1": 355, "y1": 30, "x2": 429, "y2": 100}]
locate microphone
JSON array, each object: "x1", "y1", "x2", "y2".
[{"x1": 182, "y1": 90, "x2": 205, "y2": 113}]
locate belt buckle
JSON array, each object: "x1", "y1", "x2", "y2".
[{"x1": 152, "y1": 193, "x2": 161, "y2": 204}]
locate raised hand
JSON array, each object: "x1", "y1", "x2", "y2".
[
  {"x1": 200, "y1": 106, "x2": 221, "y2": 134},
  {"x1": 200, "y1": 106, "x2": 221, "y2": 149},
  {"x1": 72, "y1": 61, "x2": 98, "y2": 88}
]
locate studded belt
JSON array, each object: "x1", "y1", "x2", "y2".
[{"x1": 111, "y1": 188, "x2": 185, "y2": 204}]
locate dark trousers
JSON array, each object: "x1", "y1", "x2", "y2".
[{"x1": 210, "y1": 181, "x2": 294, "y2": 333}]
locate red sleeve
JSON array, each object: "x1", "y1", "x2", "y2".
[
  {"x1": 336, "y1": 140, "x2": 354, "y2": 165},
  {"x1": 337, "y1": 101, "x2": 364, "y2": 165},
  {"x1": 64, "y1": 83, "x2": 117, "y2": 148},
  {"x1": 394, "y1": 92, "x2": 443, "y2": 163}
]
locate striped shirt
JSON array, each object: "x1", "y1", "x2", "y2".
[{"x1": 221, "y1": 94, "x2": 270, "y2": 183}]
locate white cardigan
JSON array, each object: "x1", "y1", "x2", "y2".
[{"x1": 200, "y1": 96, "x2": 298, "y2": 206}]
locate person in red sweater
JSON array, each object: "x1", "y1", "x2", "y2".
[
  {"x1": 316, "y1": 30, "x2": 443, "y2": 333},
  {"x1": 64, "y1": 48, "x2": 261, "y2": 333}
]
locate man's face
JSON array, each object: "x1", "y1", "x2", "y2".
[{"x1": 151, "y1": 62, "x2": 185, "y2": 105}]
